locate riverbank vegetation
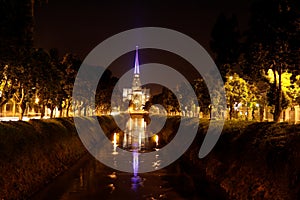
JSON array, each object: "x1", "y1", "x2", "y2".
[
  {"x1": 0, "y1": 116, "x2": 299, "y2": 199},
  {"x1": 0, "y1": 118, "x2": 86, "y2": 199},
  {"x1": 159, "y1": 118, "x2": 300, "y2": 200}
]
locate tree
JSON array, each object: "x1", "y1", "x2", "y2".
[
  {"x1": 267, "y1": 70, "x2": 300, "y2": 112},
  {"x1": 12, "y1": 48, "x2": 41, "y2": 120},
  {"x1": 60, "y1": 53, "x2": 81, "y2": 117},
  {"x1": 95, "y1": 69, "x2": 119, "y2": 115},
  {"x1": 245, "y1": 0, "x2": 300, "y2": 122},
  {"x1": 0, "y1": 0, "x2": 35, "y2": 116},
  {"x1": 210, "y1": 13, "x2": 241, "y2": 79},
  {"x1": 164, "y1": 87, "x2": 180, "y2": 114},
  {"x1": 0, "y1": 0, "x2": 34, "y2": 65},
  {"x1": 225, "y1": 73, "x2": 250, "y2": 120},
  {"x1": 0, "y1": 1, "x2": 52, "y2": 119},
  {"x1": 193, "y1": 78, "x2": 210, "y2": 114}
]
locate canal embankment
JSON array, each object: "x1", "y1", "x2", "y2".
[
  {"x1": 159, "y1": 119, "x2": 300, "y2": 200},
  {"x1": 0, "y1": 116, "x2": 299, "y2": 199},
  {"x1": 0, "y1": 118, "x2": 86, "y2": 199}
]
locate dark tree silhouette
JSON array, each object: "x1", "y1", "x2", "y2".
[
  {"x1": 210, "y1": 13, "x2": 241, "y2": 80},
  {"x1": 245, "y1": 0, "x2": 300, "y2": 122}
]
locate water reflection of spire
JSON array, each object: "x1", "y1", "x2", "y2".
[
  {"x1": 132, "y1": 150, "x2": 139, "y2": 177},
  {"x1": 131, "y1": 150, "x2": 141, "y2": 191},
  {"x1": 123, "y1": 116, "x2": 149, "y2": 151}
]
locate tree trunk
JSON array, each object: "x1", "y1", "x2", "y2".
[
  {"x1": 18, "y1": 88, "x2": 25, "y2": 120},
  {"x1": 59, "y1": 102, "x2": 63, "y2": 118},
  {"x1": 246, "y1": 103, "x2": 249, "y2": 121},
  {"x1": 66, "y1": 101, "x2": 71, "y2": 117},
  {"x1": 259, "y1": 105, "x2": 264, "y2": 122},
  {"x1": 50, "y1": 105, "x2": 54, "y2": 118},
  {"x1": 274, "y1": 66, "x2": 282, "y2": 122},
  {"x1": 41, "y1": 104, "x2": 45, "y2": 118},
  {"x1": 84, "y1": 106, "x2": 87, "y2": 116},
  {"x1": 77, "y1": 100, "x2": 82, "y2": 116},
  {"x1": 19, "y1": 102, "x2": 26, "y2": 120},
  {"x1": 229, "y1": 104, "x2": 233, "y2": 120},
  {"x1": 12, "y1": 100, "x2": 16, "y2": 117}
]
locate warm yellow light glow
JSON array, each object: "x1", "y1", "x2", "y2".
[
  {"x1": 154, "y1": 135, "x2": 159, "y2": 147},
  {"x1": 35, "y1": 97, "x2": 39, "y2": 104},
  {"x1": 112, "y1": 133, "x2": 118, "y2": 155},
  {"x1": 113, "y1": 133, "x2": 117, "y2": 146}
]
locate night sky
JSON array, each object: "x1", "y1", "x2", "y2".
[{"x1": 33, "y1": 0, "x2": 254, "y2": 92}]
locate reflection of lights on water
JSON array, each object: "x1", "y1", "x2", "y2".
[
  {"x1": 79, "y1": 169, "x2": 84, "y2": 188},
  {"x1": 123, "y1": 133, "x2": 127, "y2": 148},
  {"x1": 152, "y1": 160, "x2": 161, "y2": 170},
  {"x1": 152, "y1": 153, "x2": 161, "y2": 169},
  {"x1": 138, "y1": 132, "x2": 142, "y2": 150},
  {"x1": 113, "y1": 133, "x2": 117, "y2": 144},
  {"x1": 132, "y1": 150, "x2": 139, "y2": 177},
  {"x1": 108, "y1": 183, "x2": 115, "y2": 193},
  {"x1": 116, "y1": 116, "x2": 163, "y2": 191},
  {"x1": 110, "y1": 111, "x2": 120, "y2": 116},
  {"x1": 154, "y1": 135, "x2": 159, "y2": 147},
  {"x1": 107, "y1": 172, "x2": 117, "y2": 179},
  {"x1": 112, "y1": 133, "x2": 118, "y2": 155},
  {"x1": 131, "y1": 150, "x2": 142, "y2": 191}
]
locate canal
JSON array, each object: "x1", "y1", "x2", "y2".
[
  {"x1": 30, "y1": 115, "x2": 219, "y2": 200},
  {"x1": 31, "y1": 153, "x2": 210, "y2": 200}
]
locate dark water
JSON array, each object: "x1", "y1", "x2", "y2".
[
  {"x1": 30, "y1": 116, "x2": 216, "y2": 200},
  {"x1": 30, "y1": 153, "x2": 208, "y2": 200}
]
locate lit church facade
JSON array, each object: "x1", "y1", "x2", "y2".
[{"x1": 123, "y1": 46, "x2": 150, "y2": 114}]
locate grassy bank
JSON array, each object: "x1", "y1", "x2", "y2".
[
  {"x1": 157, "y1": 118, "x2": 300, "y2": 200},
  {"x1": 0, "y1": 115, "x2": 128, "y2": 200},
  {"x1": 1, "y1": 116, "x2": 299, "y2": 199},
  {"x1": 0, "y1": 118, "x2": 85, "y2": 199}
]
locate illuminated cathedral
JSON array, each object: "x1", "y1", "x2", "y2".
[{"x1": 123, "y1": 46, "x2": 150, "y2": 114}]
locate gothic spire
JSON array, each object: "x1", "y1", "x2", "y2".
[{"x1": 134, "y1": 46, "x2": 140, "y2": 74}]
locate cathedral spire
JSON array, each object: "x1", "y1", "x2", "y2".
[{"x1": 134, "y1": 46, "x2": 140, "y2": 74}]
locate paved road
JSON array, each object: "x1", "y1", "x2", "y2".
[{"x1": 30, "y1": 154, "x2": 206, "y2": 200}]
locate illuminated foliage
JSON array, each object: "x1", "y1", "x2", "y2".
[
  {"x1": 225, "y1": 73, "x2": 250, "y2": 119},
  {"x1": 245, "y1": 0, "x2": 300, "y2": 121}
]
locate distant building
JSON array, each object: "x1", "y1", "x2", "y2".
[{"x1": 123, "y1": 46, "x2": 150, "y2": 113}]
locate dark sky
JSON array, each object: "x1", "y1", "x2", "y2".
[
  {"x1": 34, "y1": 0, "x2": 253, "y2": 58},
  {"x1": 33, "y1": 0, "x2": 254, "y2": 93}
]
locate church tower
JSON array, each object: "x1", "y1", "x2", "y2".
[
  {"x1": 122, "y1": 46, "x2": 150, "y2": 113},
  {"x1": 132, "y1": 46, "x2": 142, "y2": 90}
]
